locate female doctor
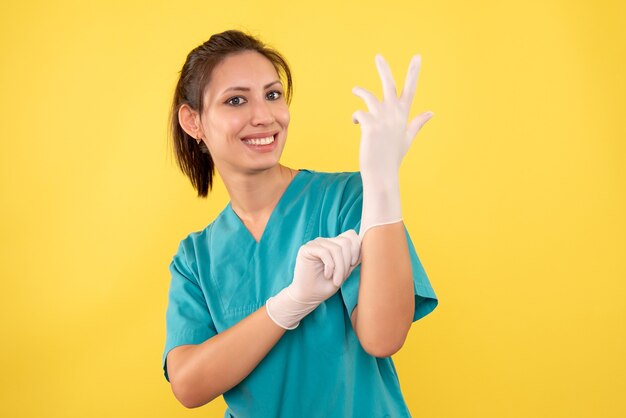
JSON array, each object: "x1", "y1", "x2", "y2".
[{"x1": 162, "y1": 30, "x2": 438, "y2": 417}]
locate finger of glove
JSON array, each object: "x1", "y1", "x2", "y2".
[
  {"x1": 315, "y1": 239, "x2": 347, "y2": 287},
  {"x1": 401, "y1": 54, "x2": 421, "y2": 108},
  {"x1": 375, "y1": 54, "x2": 397, "y2": 101},
  {"x1": 352, "y1": 86, "x2": 380, "y2": 114},
  {"x1": 338, "y1": 229, "x2": 361, "y2": 266},
  {"x1": 352, "y1": 110, "x2": 373, "y2": 125},
  {"x1": 406, "y1": 111, "x2": 434, "y2": 141},
  {"x1": 328, "y1": 236, "x2": 354, "y2": 281},
  {"x1": 346, "y1": 262, "x2": 358, "y2": 278},
  {"x1": 302, "y1": 241, "x2": 335, "y2": 280}
]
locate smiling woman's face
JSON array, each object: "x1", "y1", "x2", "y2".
[{"x1": 199, "y1": 50, "x2": 291, "y2": 176}]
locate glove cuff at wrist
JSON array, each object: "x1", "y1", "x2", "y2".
[
  {"x1": 265, "y1": 286, "x2": 321, "y2": 330},
  {"x1": 359, "y1": 177, "x2": 403, "y2": 239}
]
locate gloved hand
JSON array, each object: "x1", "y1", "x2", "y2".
[
  {"x1": 266, "y1": 230, "x2": 361, "y2": 330},
  {"x1": 351, "y1": 54, "x2": 434, "y2": 239}
]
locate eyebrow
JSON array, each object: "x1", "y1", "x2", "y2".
[{"x1": 221, "y1": 80, "x2": 281, "y2": 95}]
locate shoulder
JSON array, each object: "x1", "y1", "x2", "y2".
[
  {"x1": 175, "y1": 199, "x2": 235, "y2": 254},
  {"x1": 300, "y1": 169, "x2": 362, "y2": 195},
  {"x1": 172, "y1": 220, "x2": 216, "y2": 271},
  {"x1": 298, "y1": 169, "x2": 364, "y2": 234}
]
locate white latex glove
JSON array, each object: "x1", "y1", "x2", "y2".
[
  {"x1": 266, "y1": 230, "x2": 361, "y2": 330},
  {"x1": 352, "y1": 54, "x2": 434, "y2": 239}
]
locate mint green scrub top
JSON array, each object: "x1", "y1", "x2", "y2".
[{"x1": 162, "y1": 169, "x2": 438, "y2": 418}]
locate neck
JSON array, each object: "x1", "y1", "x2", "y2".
[{"x1": 221, "y1": 164, "x2": 297, "y2": 223}]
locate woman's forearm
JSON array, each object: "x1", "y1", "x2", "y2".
[
  {"x1": 167, "y1": 306, "x2": 286, "y2": 408},
  {"x1": 355, "y1": 220, "x2": 415, "y2": 357}
]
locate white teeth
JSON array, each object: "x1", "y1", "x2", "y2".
[{"x1": 242, "y1": 135, "x2": 275, "y2": 145}]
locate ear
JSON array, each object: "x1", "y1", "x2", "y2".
[{"x1": 178, "y1": 104, "x2": 203, "y2": 142}]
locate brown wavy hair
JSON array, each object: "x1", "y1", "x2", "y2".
[{"x1": 169, "y1": 30, "x2": 293, "y2": 198}]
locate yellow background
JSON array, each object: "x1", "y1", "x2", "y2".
[{"x1": 1, "y1": 0, "x2": 624, "y2": 416}]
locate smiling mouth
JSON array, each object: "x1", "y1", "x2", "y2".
[{"x1": 241, "y1": 134, "x2": 276, "y2": 146}]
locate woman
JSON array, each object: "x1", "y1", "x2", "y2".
[{"x1": 162, "y1": 29, "x2": 438, "y2": 417}]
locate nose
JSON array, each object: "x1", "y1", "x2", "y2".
[{"x1": 250, "y1": 98, "x2": 275, "y2": 126}]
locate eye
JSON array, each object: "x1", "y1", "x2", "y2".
[
  {"x1": 267, "y1": 90, "x2": 282, "y2": 100},
  {"x1": 226, "y1": 96, "x2": 247, "y2": 106}
]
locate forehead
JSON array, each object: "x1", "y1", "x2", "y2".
[{"x1": 208, "y1": 51, "x2": 279, "y2": 92}]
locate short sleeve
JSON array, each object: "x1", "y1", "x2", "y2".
[
  {"x1": 162, "y1": 240, "x2": 217, "y2": 383},
  {"x1": 337, "y1": 172, "x2": 438, "y2": 323}
]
